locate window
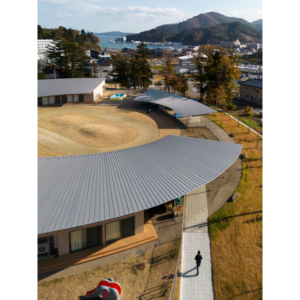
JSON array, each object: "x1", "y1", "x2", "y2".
[
  {"x1": 62, "y1": 95, "x2": 67, "y2": 103},
  {"x1": 70, "y1": 226, "x2": 102, "y2": 252},
  {"x1": 105, "y1": 216, "x2": 135, "y2": 243},
  {"x1": 38, "y1": 235, "x2": 56, "y2": 259},
  {"x1": 106, "y1": 221, "x2": 121, "y2": 243},
  {"x1": 121, "y1": 217, "x2": 135, "y2": 238}
]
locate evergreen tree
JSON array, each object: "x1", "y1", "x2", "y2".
[
  {"x1": 46, "y1": 38, "x2": 89, "y2": 78},
  {"x1": 109, "y1": 53, "x2": 132, "y2": 88},
  {"x1": 192, "y1": 45, "x2": 240, "y2": 106}
]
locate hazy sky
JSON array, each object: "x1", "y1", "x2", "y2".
[{"x1": 38, "y1": 0, "x2": 263, "y2": 33}]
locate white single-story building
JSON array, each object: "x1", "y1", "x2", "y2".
[{"x1": 38, "y1": 78, "x2": 106, "y2": 106}]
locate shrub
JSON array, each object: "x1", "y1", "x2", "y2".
[
  {"x1": 255, "y1": 128, "x2": 263, "y2": 135},
  {"x1": 226, "y1": 104, "x2": 236, "y2": 111},
  {"x1": 244, "y1": 106, "x2": 253, "y2": 116}
]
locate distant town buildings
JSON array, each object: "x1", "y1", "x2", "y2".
[
  {"x1": 85, "y1": 49, "x2": 100, "y2": 59},
  {"x1": 115, "y1": 37, "x2": 127, "y2": 42},
  {"x1": 220, "y1": 39, "x2": 247, "y2": 49},
  {"x1": 219, "y1": 39, "x2": 262, "y2": 53},
  {"x1": 37, "y1": 39, "x2": 55, "y2": 60}
]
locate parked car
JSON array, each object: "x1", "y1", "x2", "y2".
[
  {"x1": 157, "y1": 80, "x2": 164, "y2": 85},
  {"x1": 188, "y1": 78, "x2": 195, "y2": 81},
  {"x1": 240, "y1": 74, "x2": 245, "y2": 78}
]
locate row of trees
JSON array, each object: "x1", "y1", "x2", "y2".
[
  {"x1": 158, "y1": 55, "x2": 189, "y2": 96},
  {"x1": 38, "y1": 25, "x2": 101, "y2": 51},
  {"x1": 191, "y1": 45, "x2": 241, "y2": 107},
  {"x1": 110, "y1": 43, "x2": 153, "y2": 90},
  {"x1": 46, "y1": 38, "x2": 90, "y2": 78}
]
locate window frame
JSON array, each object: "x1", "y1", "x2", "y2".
[
  {"x1": 69, "y1": 225, "x2": 103, "y2": 253},
  {"x1": 105, "y1": 216, "x2": 135, "y2": 244}
]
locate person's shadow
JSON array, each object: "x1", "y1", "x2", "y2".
[{"x1": 182, "y1": 266, "x2": 198, "y2": 277}]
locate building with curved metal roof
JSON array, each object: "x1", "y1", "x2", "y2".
[
  {"x1": 133, "y1": 89, "x2": 216, "y2": 117},
  {"x1": 38, "y1": 135, "x2": 242, "y2": 271}
]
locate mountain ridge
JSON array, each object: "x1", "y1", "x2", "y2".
[
  {"x1": 126, "y1": 22, "x2": 262, "y2": 45},
  {"x1": 154, "y1": 12, "x2": 257, "y2": 33}
]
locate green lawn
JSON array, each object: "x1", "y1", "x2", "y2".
[
  {"x1": 151, "y1": 65, "x2": 164, "y2": 72},
  {"x1": 230, "y1": 113, "x2": 262, "y2": 131}
]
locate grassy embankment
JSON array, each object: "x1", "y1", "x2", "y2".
[
  {"x1": 151, "y1": 65, "x2": 164, "y2": 72},
  {"x1": 207, "y1": 112, "x2": 262, "y2": 300},
  {"x1": 39, "y1": 238, "x2": 181, "y2": 300},
  {"x1": 230, "y1": 111, "x2": 262, "y2": 132}
]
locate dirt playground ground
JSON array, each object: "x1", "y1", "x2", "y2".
[{"x1": 38, "y1": 101, "x2": 180, "y2": 157}]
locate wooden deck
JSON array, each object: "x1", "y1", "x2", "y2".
[{"x1": 38, "y1": 213, "x2": 158, "y2": 274}]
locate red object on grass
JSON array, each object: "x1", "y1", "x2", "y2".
[
  {"x1": 223, "y1": 106, "x2": 228, "y2": 111},
  {"x1": 85, "y1": 280, "x2": 122, "y2": 297}
]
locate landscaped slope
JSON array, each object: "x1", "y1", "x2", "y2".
[{"x1": 207, "y1": 113, "x2": 262, "y2": 300}]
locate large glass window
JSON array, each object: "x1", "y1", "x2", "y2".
[
  {"x1": 121, "y1": 217, "x2": 135, "y2": 238},
  {"x1": 70, "y1": 226, "x2": 102, "y2": 252},
  {"x1": 106, "y1": 221, "x2": 121, "y2": 243},
  {"x1": 105, "y1": 217, "x2": 135, "y2": 243}
]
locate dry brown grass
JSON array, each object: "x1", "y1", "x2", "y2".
[
  {"x1": 207, "y1": 113, "x2": 262, "y2": 300},
  {"x1": 38, "y1": 105, "x2": 180, "y2": 157},
  {"x1": 153, "y1": 74, "x2": 165, "y2": 84},
  {"x1": 39, "y1": 112, "x2": 139, "y2": 148},
  {"x1": 38, "y1": 239, "x2": 180, "y2": 300},
  {"x1": 172, "y1": 246, "x2": 182, "y2": 300},
  {"x1": 182, "y1": 127, "x2": 218, "y2": 140},
  {"x1": 38, "y1": 144, "x2": 62, "y2": 157},
  {"x1": 100, "y1": 106, "x2": 157, "y2": 127}
]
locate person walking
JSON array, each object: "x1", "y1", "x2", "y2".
[{"x1": 195, "y1": 250, "x2": 203, "y2": 275}]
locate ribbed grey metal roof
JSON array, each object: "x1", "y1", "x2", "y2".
[
  {"x1": 38, "y1": 78, "x2": 106, "y2": 98},
  {"x1": 133, "y1": 88, "x2": 216, "y2": 117},
  {"x1": 238, "y1": 79, "x2": 262, "y2": 89},
  {"x1": 38, "y1": 135, "x2": 242, "y2": 234}
]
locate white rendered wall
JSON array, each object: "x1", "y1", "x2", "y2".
[{"x1": 92, "y1": 80, "x2": 106, "y2": 101}]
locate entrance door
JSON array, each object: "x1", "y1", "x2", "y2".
[
  {"x1": 38, "y1": 97, "x2": 42, "y2": 106},
  {"x1": 62, "y1": 95, "x2": 67, "y2": 103},
  {"x1": 79, "y1": 94, "x2": 84, "y2": 102},
  {"x1": 55, "y1": 96, "x2": 61, "y2": 104}
]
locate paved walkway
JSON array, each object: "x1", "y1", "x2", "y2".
[{"x1": 180, "y1": 186, "x2": 214, "y2": 300}]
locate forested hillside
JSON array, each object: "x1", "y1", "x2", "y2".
[
  {"x1": 127, "y1": 22, "x2": 262, "y2": 45},
  {"x1": 155, "y1": 12, "x2": 257, "y2": 33},
  {"x1": 251, "y1": 19, "x2": 263, "y2": 31},
  {"x1": 38, "y1": 25, "x2": 101, "y2": 51}
]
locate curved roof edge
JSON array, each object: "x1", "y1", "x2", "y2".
[
  {"x1": 133, "y1": 88, "x2": 216, "y2": 117},
  {"x1": 38, "y1": 135, "x2": 242, "y2": 234}
]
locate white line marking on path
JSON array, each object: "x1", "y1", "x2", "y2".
[{"x1": 38, "y1": 134, "x2": 59, "y2": 144}]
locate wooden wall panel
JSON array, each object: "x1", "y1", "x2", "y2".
[
  {"x1": 135, "y1": 211, "x2": 144, "y2": 234},
  {"x1": 57, "y1": 230, "x2": 70, "y2": 256}
]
